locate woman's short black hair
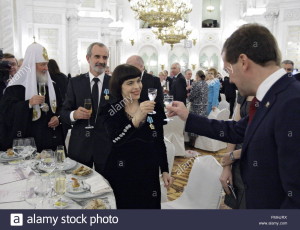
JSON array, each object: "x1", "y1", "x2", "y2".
[{"x1": 110, "y1": 64, "x2": 142, "y2": 100}]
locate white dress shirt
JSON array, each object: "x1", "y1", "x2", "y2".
[{"x1": 256, "y1": 68, "x2": 286, "y2": 101}]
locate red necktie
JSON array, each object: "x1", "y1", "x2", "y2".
[{"x1": 248, "y1": 97, "x2": 259, "y2": 124}]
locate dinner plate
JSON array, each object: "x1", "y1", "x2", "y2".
[
  {"x1": 83, "y1": 198, "x2": 108, "y2": 209},
  {"x1": 61, "y1": 158, "x2": 77, "y2": 171},
  {"x1": 0, "y1": 151, "x2": 22, "y2": 162},
  {"x1": 64, "y1": 187, "x2": 112, "y2": 200},
  {"x1": 66, "y1": 182, "x2": 89, "y2": 194},
  {"x1": 53, "y1": 199, "x2": 69, "y2": 209}
]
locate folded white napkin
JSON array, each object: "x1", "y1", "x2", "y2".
[{"x1": 84, "y1": 174, "x2": 111, "y2": 194}]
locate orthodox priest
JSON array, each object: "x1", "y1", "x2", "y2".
[{"x1": 0, "y1": 43, "x2": 64, "y2": 152}]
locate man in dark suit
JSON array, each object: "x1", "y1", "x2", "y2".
[
  {"x1": 167, "y1": 24, "x2": 300, "y2": 209},
  {"x1": 60, "y1": 42, "x2": 112, "y2": 174},
  {"x1": 170, "y1": 62, "x2": 187, "y2": 104},
  {"x1": 184, "y1": 69, "x2": 194, "y2": 96},
  {"x1": 223, "y1": 76, "x2": 237, "y2": 117},
  {"x1": 126, "y1": 55, "x2": 164, "y2": 110}
]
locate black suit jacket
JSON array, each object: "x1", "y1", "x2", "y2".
[
  {"x1": 186, "y1": 79, "x2": 193, "y2": 94},
  {"x1": 170, "y1": 73, "x2": 187, "y2": 104},
  {"x1": 0, "y1": 81, "x2": 6, "y2": 101},
  {"x1": 60, "y1": 73, "x2": 113, "y2": 173},
  {"x1": 140, "y1": 72, "x2": 164, "y2": 110},
  {"x1": 166, "y1": 76, "x2": 173, "y2": 91},
  {"x1": 185, "y1": 73, "x2": 300, "y2": 208}
]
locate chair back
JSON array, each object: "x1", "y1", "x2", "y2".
[
  {"x1": 163, "y1": 116, "x2": 186, "y2": 156},
  {"x1": 162, "y1": 155, "x2": 223, "y2": 209},
  {"x1": 216, "y1": 109, "x2": 230, "y2": 121},
  {"x1": 182, "y1": 155, "x2": 223, "y2": 208},
  {"x1": 218, "y1": 95, "x2": 230, "y2": 110}
]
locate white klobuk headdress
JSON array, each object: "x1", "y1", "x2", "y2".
[{"x1": 7, "y1": 43, "x2": 56, "y2": 121}]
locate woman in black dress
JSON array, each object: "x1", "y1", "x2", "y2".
[{"x1": 102, "y1": 64, "x2": 173, "y2": 209}]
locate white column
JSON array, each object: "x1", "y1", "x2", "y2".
[
  {"x1": 66, "y1": 9, "x2": 80, "y2": 77},
  {"x1": 0, "y1": 0, "x2": 15, "y2": 54},
  {"x1": 264, "y1": 9, "x2": 279, "y2": 35}
]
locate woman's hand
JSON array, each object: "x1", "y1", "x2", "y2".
[
  {"x1": 162, "y1": 172, "x2": 174, "y2": 189},
  {"x1": 219, "y1": 166, "x2": 233, "y2": 195},
  {"x1": 139, "y1": 101, "x2": 155, "y2": 115},
  {"x1": 132, "y1": 101, "x2": 156, "y2": 128}
]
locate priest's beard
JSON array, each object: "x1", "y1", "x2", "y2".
[{"x1": 36, "y1": 72, "x2": 48, "y2": 84}]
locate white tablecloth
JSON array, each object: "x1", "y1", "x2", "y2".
[{"x1": 0, "y1": 159, "x2": 116, "y2": 209}]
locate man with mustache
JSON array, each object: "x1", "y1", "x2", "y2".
[
  {"x1": 60, "y1": 42, "x2": 112, "y2": 174},
  {"x1": 0, "y1": 43, "x2": 64, "y2": 151}
]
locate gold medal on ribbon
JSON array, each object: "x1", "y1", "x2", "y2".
[
  {"x1": 149, "y1": 124, "x2": 155, "y2": 130},
  {"x1": 104, "y1": 95, "x2": 109, "y2": 100}
]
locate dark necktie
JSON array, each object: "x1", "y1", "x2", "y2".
[
  {"x1": 248, "y1": 97, "x2": 259, "y2": 124},
  {"x1": 92, "y1": 78, "x2": 100, "y2": 117}
]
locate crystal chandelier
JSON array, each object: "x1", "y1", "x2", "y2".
[
  {"x1": 153, "y1": 20, "x2": 192, "y2": 49},
  {"x1": 128, "y1": 0, "x2": 192, "y2": 32}
]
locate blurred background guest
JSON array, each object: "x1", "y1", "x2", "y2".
[
  {"x1": 223, "y1": 76, "x2": 237, "y2": 118},
  {"x1": 48, "y1": 59, "x2": 68, "y2": 102},
  {"x1": 188, "y1": 70, "x2": 208, "y2": 146},
  {"x1": 170, "y1": 62, "x2": 187, "y2": 104},
  {"x1": 184, "y1": 69, "x2": 193, "y2": 97},
  {"x1": 206, "y1": 67, "x2": 220, "y2": 115}
]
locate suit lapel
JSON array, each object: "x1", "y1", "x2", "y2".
[
  {"x1": 98, "y1": 74, "x2": 111, "y2": 113},
  {"x1": 242, "y1": 74, "x2": 293, "y2": 157}
]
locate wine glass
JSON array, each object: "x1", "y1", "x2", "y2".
[
  {"x1": 55, "y1": 145, "x2": 66, "y2": 171},
  {"x1": 22, "y1": 138, "x2": 36, "y2": 167},
  {"x1": 34, "y1": 175, "x2": 50, "y2": 208},
  {"x1": 51, "y1": 100, "x2": 57, "y2": 138},
  {"x1": 24, "y1": 174, "x2": 39, "y2": 209},
  {"x1": 12, "y1": 138, "x2": 24, "y2": 156},
  {"x1": 84, "y1": 98, "x2": 94, "y2": 129},
  {"x1": 40, "y1": 149, "x2": 56, "y2": 174},
  {"x1": 148, "y1": 88, "x2": 157, "y2": 114},
  {"x1": 164, "y1": 95, "x2": 174, "y2": 122},
  {"x1": 28, "y1": 137, "x2": 37, "y2": 157},
  {"x1": 38, "y1": 82, "x2": 46, "y2": 108},
  {"x1": 13, "y1": 138, "x2": 26, "y2": 167},
  {"x1": 54, "y1": 171, "x2": 67, "y2": 209}
]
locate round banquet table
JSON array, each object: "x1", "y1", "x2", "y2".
[{"x1": 0, "y1": 157, "x2": 116, "y2": 209}]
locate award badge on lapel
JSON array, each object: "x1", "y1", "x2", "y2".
[
  {"x1": 104, "y1": 89, "x2": 109, "y2": 100},
  {"x1": 147, "y1": 116, "x2": 155, "y2": 130}
]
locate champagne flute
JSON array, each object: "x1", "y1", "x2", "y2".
[
  {"x1": 84, "y1": 98, "x2": 94, "y2": 129},
  {"x1": 164, "y1": 95, "x2": 174, "y2": 122},
  {"x1": 38, "y1": 82, "x2": 46, "y2": 108},
  {"x1": 54, "y1": 171, "x2": 67, "y2": 209},
  {"x1": 148, "y1": 88, "x2": 157, "y2": 114},
  {"x1": 51, "y1": 100, "x2": 57, "y2": 138},
  {"x1": 55, "y1": 145, "x2": 66, "y2": 171}
]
